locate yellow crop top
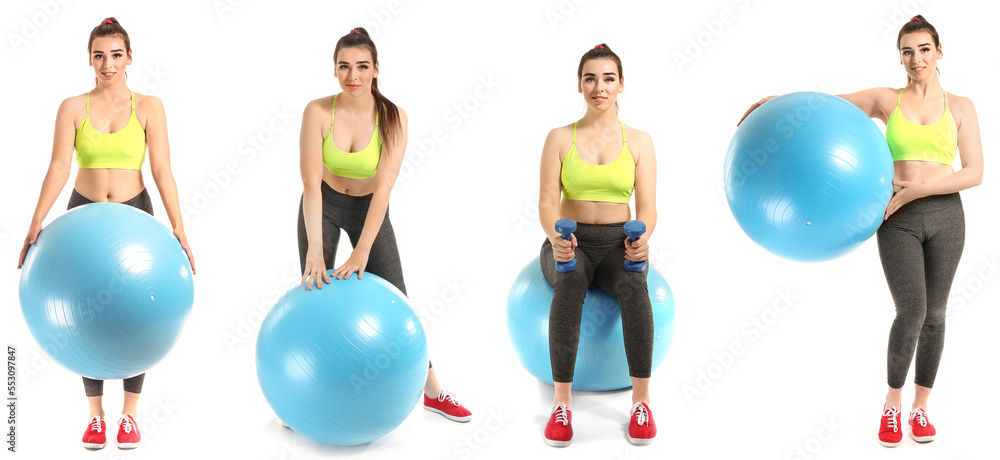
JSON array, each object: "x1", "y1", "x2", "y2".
[
  {"x1": 322, "y1": 94, "x2": 381, "y2": 179},
  {"x1": 885, "y1": 89, "x2": 958, "y2": 165},
  {"x1": 75, "y1": 92, "x2": 146, "y2": 170},
  {"x1": 560, "y1": 123, "x2": 636, "y2": 204}
]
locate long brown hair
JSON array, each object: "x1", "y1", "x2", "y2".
[
  {"x1": 333, "y1": 27, "x2": 402, "y2": 150},
  {"x1": 88, "y1": 17, "x2": 131, "y2": 86},
  {"x1": 897, "y1": 15, "x2": 941, "y2": 84}
]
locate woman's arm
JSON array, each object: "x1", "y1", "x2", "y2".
[
  {"x1": 738, "y1": 87, "x2": 894, "y2": 126},
  {"x1": 145, "y1": 95, "x2": 196, "y2": 273},
  {"x1": 331, "y1": 109, "x2": 409, "y2": 280},
  {"x1": 626, "y1": 130, "x2": 657, "y2": 262},
  {"x1": 538, "y1": 128, "x2": 575, "y2": 262},
  {"x1": 18, "y1": 98, "x2": 78, "y2": 268},
  {"x1": 300, "y1": 99, "x2": 330, "y2": 289}
]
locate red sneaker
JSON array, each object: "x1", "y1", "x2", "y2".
[
  {"x1": 423, "y1": 390, "x2": 473, "y2": 422},
  {"x1": 544, "y1": 403, "x2": 572, "y2": 447},
  {"x1": 81, "y1": 416, "x2": 106, "y2": 449},
  {"x1": 908, "y1": 408, "x2": 936, "y2": 443},
  {"x1": 117, "y1": 414, "x2": 141, "y2": 449},
  {"x1": 878, "y1": 404, "x2": 902, "y2": 447},
  {"x1": 627, "y1": 402, "x2": 656, "y2": 445}
]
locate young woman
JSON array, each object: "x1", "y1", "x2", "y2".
[
  {"x1": 537, "y1": 44, "x2": 658, "y2": 446},
  {"x1": 17, "y1": 17, "x2": 196, "y2": 450},
  {"x1": 739, "y1": 15, "x2": 983, "y2": 447},
  {"x1": 296, "y1": 27, "x2": 471, "y2": 424}
]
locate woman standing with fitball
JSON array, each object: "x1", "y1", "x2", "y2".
[
  {"x1": 537, "y1": 44, "x2": 658, "y2": 446},
  {"x1": 740, "y1": 16, "x2": 984, "y2": 447},
  {"x1": 16, "y1": 17, "x2": 196, "y2": 450}
]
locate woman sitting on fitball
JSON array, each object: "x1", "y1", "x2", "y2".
[
  {"x1": 17, "y1": 17, "x2": 196, "y2": 450},
  {"x1": 537, "y1": 43, "x2": 658, "y2": 447},
  {"x1": 740, "y1": 15, "x2": 983, "y2": 448}
]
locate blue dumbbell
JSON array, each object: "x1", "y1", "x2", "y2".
[
  {"x1": 623, "y1": 220, "x2": 647, "y2": 272},
  {"x1": 554, "y1": 218, "x2": 578, "y2": 272}
]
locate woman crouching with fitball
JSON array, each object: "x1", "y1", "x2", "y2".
[
  {"x1": 739, "y1": 15, "x2": 983, "y2": 447},
  {"x1": 17, "y1": 17, "x2": 196, "y2": 450},
  {"x1": 538, "y1": 44, "x2": 658, "y2": 447}
]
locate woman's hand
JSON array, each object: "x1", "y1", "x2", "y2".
[
  {"x1": 549, "y1": 233, "x2": 577, "y2": 263},
  {"x1": 301, "y1": 247, "x2": 330, "y2": 290},
  {"x1": 332, "y1": 248, "x2": 370, "y2": 281},
  {"x1": 737, "y1": 96, "x2": 777, "y2": 126},
  {"x1": 173, "y1": 229, "x2": 197, "y2": 275},
  {"x1": 624, "y1": 234, "x2": 649, "y2": 262},
  {"x1": 884, "y1": 180, "x2": 927, "y2": 219},
  {"x1": 17, "y1": 223, "x2": 43, "y2": 269}
]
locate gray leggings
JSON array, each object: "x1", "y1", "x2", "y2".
[
  {"x1": 540, "y1": 222, "x2": 654, "y2": 382},
  {"x1": 69, "y1": 188, "x2": 151, "y2": 397},
  {"x1": 877, "y1": 193, "x2": 965, "y2": 389}
]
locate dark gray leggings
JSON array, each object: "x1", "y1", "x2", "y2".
[
  {"x1": 69, "y1": 188, "x2": 151, "y2": 397},
  {"x1": 540, "y1": 222, "x2": 654, "y2": 383},
  {"x1": 877, "y1": 193, "x2": 965, "y2": 389}
]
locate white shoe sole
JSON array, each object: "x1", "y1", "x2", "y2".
[
  {"x1": 878, "y1": 439, "x2": 901, "y2": 448},
  {"x1": 544, "y1": 437, "x2": 571, "y2": 447},
  {"x1": 910, "y1": 432, "x2": 935, "y2": 443},
  {"x1": 82, "y1": 442, "x2": 106, "y2": 449},
  {"x1": 628, "y1": 435, "x2": 654, "y2": 445},
  {"x1": 118, "y1": 442, "x2": 139, "y2": 449},
  {"x1": 423, "y1": 405, "x2": 472, "y2": 422}
]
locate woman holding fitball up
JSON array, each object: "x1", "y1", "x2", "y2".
[
  {"x1": 739, "y1": 16, "x2": 983, "y2": 447},
  {"x1": 537, "y1": 44, "x2": 658, "y2": 447},
  {"x1": 296, "y1": 27, "x2": 471, "y2": 424},
  {"x1": 16, "y1": 17, "x2": 196, "y2": 450}
]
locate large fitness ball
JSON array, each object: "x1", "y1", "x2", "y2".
[
  {"x1": 256, "y1": 272, "x2": 428, "y2": 446},
  {"x1": 19, "y1": 203, "x2": 194, "y2": 380},
  {"x1": 507, "y1": 257, "x2": 675, "y2": 391},
  {"x1": 724, "y1": 92, "x2": 894, "y2": 262}
]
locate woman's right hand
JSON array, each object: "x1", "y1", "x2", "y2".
[
  {"x1": 301, "y1": 247, "x2": 330, "y2": 290},
  {"x1": 737, "y1": 96, "x2": 778, "y2": 126},
  {"x1": 549, "y1": 233, "x2": 578, "y2": 263},
  {"x1": 17, "y1": 224, "x2": 42, "y2": 269}
]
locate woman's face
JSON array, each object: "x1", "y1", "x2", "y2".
[
  {"x1": 89, "y1": 35, "x2": 131, "y2": 86},
  {"x1": 578, "y1": 58, "x2": 623, "y2": 110},
  {"x1": 898, "y1": 31, "x2": 942, "y2": 83},
  {"x1": 335, "y1": 46, "x2": 378, "y2": 96}
]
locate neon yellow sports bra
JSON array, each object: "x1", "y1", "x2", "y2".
[
  {"x1": 885, "y1": 89, "x2": 957, "y2": 165},
  {"x1": 322, "y1": 94, "x2": 381, "y2": 179},
  {"x1": 560, "y1": 123, "x2": 635, "y2": 204},
  {"x1": 75, "y1": 92, "x2": 146, "y2": 170}
]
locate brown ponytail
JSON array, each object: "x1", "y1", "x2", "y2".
[{"x1": 333, "y1": 27, "x2": 402, "y2": 151}]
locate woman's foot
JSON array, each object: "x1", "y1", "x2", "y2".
[
  {"x1": 544, "y1": 403, "x2": 572, "y2": 447},
  {"x1": 878, "y1": 403, "x2": 902, "y2": 447},
  {"x1": 423, "y1": 390, "x2": 473, "y2": 422},
  {"x1": 117, "y1": 414, "x2": 141, "y2": 449},
  {"x1": 908, "y1": 408, "x2": 936, "y2": 443},
  {"x1": 81, "y1": 415, "x2": 106, "y2": 449},
  {"x1": 627, "y1": 402, "x2": 656, "y2": 445}
]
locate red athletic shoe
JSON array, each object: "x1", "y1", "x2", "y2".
[
  {"x1": 117, "y1": 414, "x2": 141, "y2": 449},
  {"x1": 81, "y1": 415, "x2": 106, "y2": 449},
  {"x1": 544, "y1": 403, "x2": 572, "y2": 447},
  {"x1": 423, "y1": 390, "x2": 473, "y2": 422},
  {"x1": 627, "y1": 402, "x2": 656, "y2": 445},
  {"x1": 908, "y1": 408, "x2": 936, "y2": 443},
  {"x1": 878, "y1": 404, "x2": 902, "y2": 447}
]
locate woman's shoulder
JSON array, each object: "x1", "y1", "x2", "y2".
[
  {"x1": 946, "y1": 92, "x2": 974, "y2": 111},
  {"x1": 622, "y1": 124, "x2": 652, "y2": 147},
  {"x1": 545, "y1": 123, "x2": 574, "y2": 144},
  {"x1": 304, "y1": 94, "x2": 336, "y2": 112},
  {"x1": 132, "y1": 92, "x2": 164, "y2": 113},
  {"x1": 57, "y1": 93, "x2": 88, "y2": 114}
]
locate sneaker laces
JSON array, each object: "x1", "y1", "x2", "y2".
[
  {"x1": 119, "y1": 415, "x2": 135, "y2": 434},
  {"x1": 551, "y1": 403, "x2": 569, "y2": 426},
  {"x1": 437, "y1": 390, "x2": 461, "y2": 406},
  {"x1": 631, "y1": 402, "x2": 649, "y2": 426},
  {"x1": 911, "y1": 408, "x2": 928, "y2": 427},
  {"x1": 883, "y1": 405, "x2": 899, "y2": 433},
  {"x1": 89, "y1": 416, "x2": 102, "y2": 433}
]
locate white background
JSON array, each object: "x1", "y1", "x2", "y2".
[{"x1": 1, "y1": 0, "x2": 997, "y2": 459}]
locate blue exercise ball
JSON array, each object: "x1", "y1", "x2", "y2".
[
  {"x1": 19, "y1": 203, "x2": 194, "y2": 380},
  {"x1": 256, "y1": 272, "x2": 428, "y2": 446},
  {"x1": 507, "y1": 257, "x2": 675, "y2": 391},
  {"x1": 724, "y1": 92, "x2": 894, "y2": 262}
]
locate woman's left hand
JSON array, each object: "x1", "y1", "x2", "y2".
[
  {"x1": 333, "y1": 249, "x2": 370, "y2": 280},
  {"x1": 624, "y1": 235, "x2": 649, "y2": 262},
  {"x1": 884, "y1": 180, "x2": 927, "y2": 220},
  {"x1": 174, "y1": 229, "x2": 197, "y2": 275}
]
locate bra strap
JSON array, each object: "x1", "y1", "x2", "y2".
[
  {"x1": 85, "y1": 92, "x2": 90, "y2": 114},
  {"x1": 330, "y1": 94, "x2": 337, "y2": 132},
  {"x1": 572, "y1": 123, "x2": 577, "y2": 144},
  {"x1": 621, "y1": 123, "x2": 627, "y2": 143},
  {"x1": 130, "y1": 91, "x2": 135, "y2": 110},
  {"x1": 943, "y1": 91, "x2": 949, "y2": 109},
  {"x1": 896, "y1": 88, "x2": 904, "y2": 107}
]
